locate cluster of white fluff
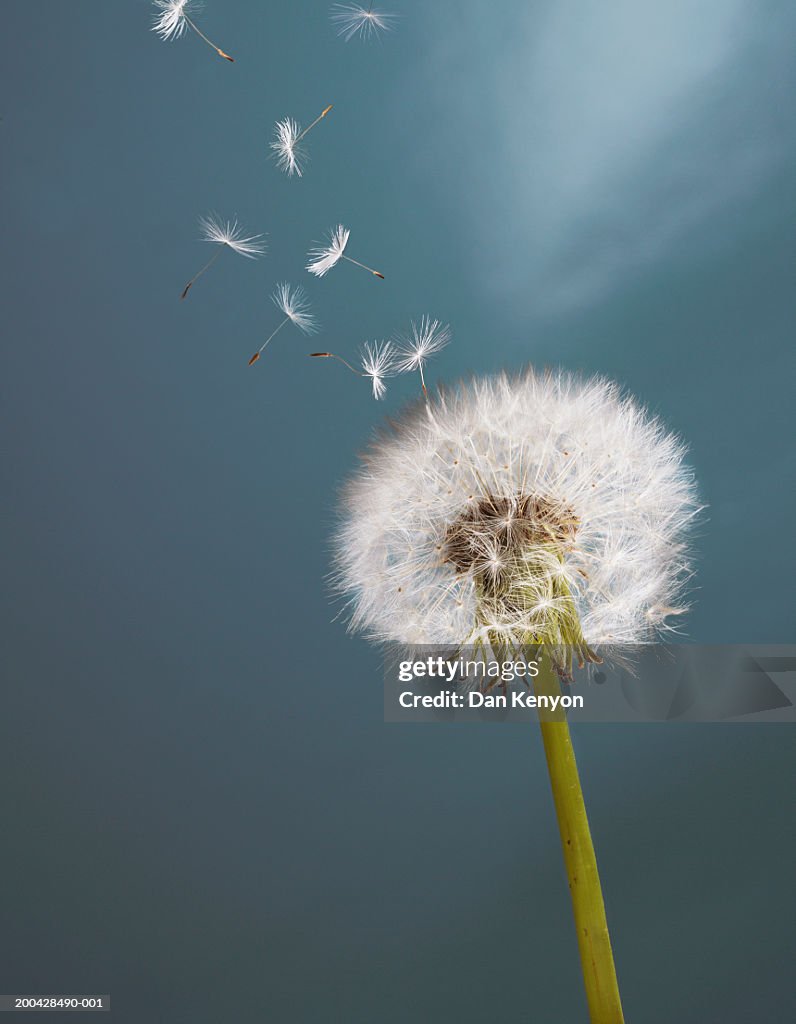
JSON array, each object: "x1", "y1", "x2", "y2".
[
  {"x1": 330, "y1": 4, "x2": 396, "y2": 42},
  {"x1": 270, "y1": 118, "x2": 305, "y2": 178},
  {"x1": 198, "y1": 214, "x2": 266, "y2": 259},
  {"x1": 334, "y1": 368, "x2": 700, "y2": 649},
  {"x1": 306, "y1": 225, "x2": 351, "y2": 277},
  {"x1": 152, "y1": 0, "x2": 191, "y2": 41}
]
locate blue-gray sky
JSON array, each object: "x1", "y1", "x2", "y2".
[{"x1": 1, "y1": 3, "x2": 794, "y2": 1022}]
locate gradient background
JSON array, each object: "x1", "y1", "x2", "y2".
[{"x1": 1, "y1": 2, "x2": 795, "y2": 1020}]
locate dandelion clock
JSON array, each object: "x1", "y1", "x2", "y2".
[{"x1": 332, "y1": 367, "x2": 700, "y2": 1023}]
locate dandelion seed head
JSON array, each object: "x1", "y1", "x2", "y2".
[
  {"x1": 334, "y1": 368, "x2": 701, "y2": 649},
  {"x1": 271, "y1": 118, "x2": 307, "y2": 178},
  {"x1": 152, "y1": 0, "x2": 195, "y2": 41},
  {"x1": 396, "y1": 316, "x2": 452, "y2": 373},
  {"x1": 272, "y1": 282, "x2": 319, "y2": 335},
  {"x1": 331, "y1": 3, "x2": 396, "y2": 42},
  {"x1": 306, "y1": 225, "x2": 351, "y2": 277},
  {"x1": 360, "y1": 341, "x2": 397, "y2": 401},
  {"x1": 199, "y1": 214, "x2": 266, "y2": 259}
]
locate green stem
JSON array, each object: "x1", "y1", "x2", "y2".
[{"x1": 533, "y1": 654, "x2": 625, "y2": 1023}]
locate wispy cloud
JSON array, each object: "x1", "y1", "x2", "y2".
[{"x1": 407, "y1": 0, "x2": 794, "y2": 314}]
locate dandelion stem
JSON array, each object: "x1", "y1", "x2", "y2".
[
  {"x1": 184, "y1": 14, "x2": 234, "y2": 61},
  {"x1": 340, "y1": 254, "x2": 385, "y2": 279},
  {"x1": 310, "y1": 352, "x2": 364, "y2": 376},
  {"x1": 181, "y1": 246, "x2": 223, "y2": 300},
  {"x1": 532, "y1": 654, "x2": 625, "y2": 1024},
  {"x1": 248, "y1": 317, "x2": 289, "y2": 365},
  {"x1": 295, "y1": 105, "x2": 334, "y2": 145}
]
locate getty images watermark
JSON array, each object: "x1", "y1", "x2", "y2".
[
  {"x1": 396, "y1": 653, "x2": 582, "y2": 713},
  {"x1": 384, "y1": 645, "x2": 796, "y2": 723}
]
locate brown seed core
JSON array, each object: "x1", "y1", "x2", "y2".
[{"x1": 443, "y1": 494, "x2": 578, "y2": 575}]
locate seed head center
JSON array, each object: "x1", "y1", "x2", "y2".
[{"x1": 443, "y1": 493, "x2": 578, "y2": 578}]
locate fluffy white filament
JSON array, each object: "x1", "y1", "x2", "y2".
[
  {"x1": 306, "y1": 224, "x2": 384, "y2": 279},
  {"x1": 307, "y1": 225, "x2": 351, "y2": 277},
  {"x1": 396, "y1": 317, "x2": 452, "y2": 372},
  {"x1": 271, "y1": 106, "x2": 333, "y2": 178},
  {"x1": 248, "y1": 283, "x2": 318, "y2": 365},
  {"x1": 199, "y1": 214, "x2": 266, "y2": 259},
  {"x1": 395, "y1": 316, "x2": 452, "y2": 392},
  {"x1": 334, "y1": 368, "x2": 700, "y2": 649},
  {"x1": 152, "y1": 0, "x2": 233, "y2": 60},
  {"x1": 271, "y1": 118, "x2": 305, "y2": 177},
  {"x1": 152, "y1": 0, "x2": 191, "y2": 41},
  {"x1": 360, "y1": 341, "x2": 397, "y2": 400},
  {"x1": 273, "y1": 282, "x2": 318, "y2": 335},
  {"x1": 330, "y1": 4, "x2": 396, "y2": 42}
]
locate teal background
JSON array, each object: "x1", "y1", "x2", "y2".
[{"x1": 1, "y1": 2, "x2": 794, "y2": 1020}]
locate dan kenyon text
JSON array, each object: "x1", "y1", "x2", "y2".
[
  {"x1": 398, "y1": 689, "x2": 584, "y2": 710},
  {"x1": 395, "y1": 656, "x2": 584, "y2": 711}
]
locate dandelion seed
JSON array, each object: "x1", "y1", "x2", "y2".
[
  {"x1": 271, "y1": 105, "x2": 334, "y2": 178},
  {"x1": 330, "y1": 2, "x2": 396, "y2": 42},
  {"x1": 248, "y1": 283, "x2": 318, "y2": 366},
  {"x1": 152, "y1": 1, "x2": 234, "y2": 62},
  {"x1": 311, "y1": 340, "x2": 397, "y2": 400},
  {"x1": 306, "y1": 224, "x2": 384, "y2": 280},
  {"x1": 180, "y1": 214, "x2": 266, "y2": 300},
  {"x1": 395, "y1": 316, "x2": 452, "y2": 394},
  {"x1": 271, "y1": 119, "x2": 303, "y2": 178},
  {"x1": 361, "y1": 341, "x2": 396, "y2": 399}
]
